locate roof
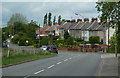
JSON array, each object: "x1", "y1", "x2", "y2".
[
  {"x1": 69, "y1": 22, "x2": 80, "y2": 29},
  {"x1": 73, "y1": 22, "x2": 84, "y2": 29},
  {"x1": 80, "y1": 21, "x2": 91, "y2": 30},
  {"x1": 36, "y1": 25, "x2": 50, "y2": 35},
  {"x1": 87, "y1": 21, "x2": 100, "y2": 31},
  {"x1": 59, "y1": 20, "x2": 107, "y2": 31},
  {"x1": 46, "y1": 25, "x2": 59, "y2": 31}
]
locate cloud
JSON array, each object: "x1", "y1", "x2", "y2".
[{"x1": 2, "y1": 2, "x2": 99, "y2": 27}]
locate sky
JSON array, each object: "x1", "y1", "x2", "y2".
[{"x1": 2, "y1": 1, "x2": 100, "y2": 27}]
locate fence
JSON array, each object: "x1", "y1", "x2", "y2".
[{"x1": 2, "y1": 48, "x2": 41, "y2": 57}]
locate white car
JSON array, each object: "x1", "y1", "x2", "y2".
[{"x1": 40, "y1": 46, "x2": 48, "y2": 51}]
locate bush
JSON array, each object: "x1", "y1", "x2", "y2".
[
  {"x1": 40, "y1": 36, "x2": 50, "y2": 45},
  {"x1": 11, "y1": 34, "x2": 20, "y2": 44},
  {"x1": 75, "y1": 38, "x2": 83, "y2": 42},
  {"x1": 65, "y1": 37, "x2": 74, "y2": 45},
  {"x1": 18, "y1": 36, "x2": 30, "y2": 46},
  {"x1": 64, "y1": 31, "x2": 70, "y2": 40},
  {"x1": 89, "y1": 36, "x2": 100, "y2": 44}
]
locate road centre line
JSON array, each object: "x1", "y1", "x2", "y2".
[
  {"x1": 48, "y1": 65, "x2": 55, "y2": 69},
  {"x1": 57, "y1": 62, "x2": 62, "y2": 64},
  {"x1": 64, "y1": 59, "x2": 68, "y2": 61},
  {"x1": 34, "y1": 69, "x2": 45, "y2": 74}
]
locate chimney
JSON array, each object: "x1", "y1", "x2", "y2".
[
  {"x1": 84, "y1": 18, "x2": 89, "y2": 22},
  {"x1": 91, "y1": 18, "x2": 97, "y2": 22},
  {"x1": 100, "y1": 16, "x2": 107, "y2": 23},
  {"x1": 66, "y1": 20, "x2": 71, "y2": 22},
  {"x1": 77, "y1": 19, "x2": 82, "y2": 22},
  {"x1": 71, "y1": 19, "x2": 76, "y2": 22},
  {"x1": 54, "y1": 22, "x2": 59, "y2": 25}
]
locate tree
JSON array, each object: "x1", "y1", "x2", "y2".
[
  {"x1": 58, "y1": 15, "x2": 62, "y2": 25},
  {"x1": 48, "y1": 13, "x2": 52, "y2": 26},
  {"x1": 96, "y1": 2, "x2": 120, "y2": 55},
  {"x1": 44, "y1": 13, "x2": 47, "y2": 25},
  {"x1": 53, "y1": 16, "x2": 56, "y2": 25},
  {"x1": 110, "y1": 34, "x2": 116, "y2": 49},
  {"x1": 7, "y1": 13, "x2": 28, "y2": 26},
  {"x1": 64, "y1": 31, "x2": 70, "y2": 40}
]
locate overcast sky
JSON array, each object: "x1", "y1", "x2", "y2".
[{"x1": 2, "y1": 2, "x2": 100, "y2": 27}]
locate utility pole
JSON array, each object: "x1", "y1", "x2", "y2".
[
  {"x1": 39, "y1": 24, "x2": 41, "y2": 47},
  {"x1": 107, "y1": 17, "x2": 110, "y2": 53}
]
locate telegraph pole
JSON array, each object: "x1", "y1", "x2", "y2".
[{"x1": 39, "y1": 24, "x2": 41, "y2": 47}]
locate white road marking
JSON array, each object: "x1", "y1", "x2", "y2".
[
  {"x1": 34, "y1": 69, "x2": 44, "y2": 74},
  {"x1": 64, "y1": 59, "x2": 68, "y2": 61},
  {"x1": 48, "y1": 65, "x2": 55, "y2": 69},
  {"x1": 57, "y1": 62, "x2": 62, "y2": 64}
]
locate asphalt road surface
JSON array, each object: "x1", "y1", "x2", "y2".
[{"x1": 2, "y1": 51, "x2": 101, "y2": 77}]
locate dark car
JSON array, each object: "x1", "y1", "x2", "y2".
[
  {"x1": 47, "y1": 45, "x2": 58, "y2": 54},
  {"x1": 2, "y1": 40, "x2": 8, "y2": 48}
]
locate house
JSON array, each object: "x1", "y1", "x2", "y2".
[
  {"x1": 45, "y1": 22, "x2": 60, "y2": 36},
  {"x1": 36, "y1": 25, "x2": 51, "y2": 38},
  {"x1": 43, "y1": 17, "x2": 115, "y2": 45}
]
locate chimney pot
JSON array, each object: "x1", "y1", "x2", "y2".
[
  {"x1": 91, "y1": 18, "x2": 97, "y2": 22},
  {"x1": 84, "y1": 18, "x2": 89, "y2": 22},
  {"x1": 71, "y1": 19, "x2": 76, "y2": 22},
  {"x1": 77, "y1": 19, "x2": 82, "y2": 22}
]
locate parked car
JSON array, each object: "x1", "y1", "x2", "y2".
[
  {"x1": 2, "y1": 40, "x2": 8, "y2": 48},
  {"x1": 40, "y1": 45, "x2": 48, "y2": 51},
  {"x1": 47, "y1": 45, "x2": 58, "y2": 54}
]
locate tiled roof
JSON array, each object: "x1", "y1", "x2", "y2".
[
  {"x1": 59, "y1": 21, "x2": 107, "y2": 31},
  {"x1": 73, "y1": 22, "x2": 84, "y2": 29},
  {"x1": 87, "y1": 21, "x2": 100, "y2": 30},
  {"x1": 80, "y1": 21, "x2": 91, "y2": 30},
  {"x1": 68, "y1": 22, "x2": 78, "y2": 29},
  {"x1": 46, "y1": 25, "x2": 59, "y2": 31}
]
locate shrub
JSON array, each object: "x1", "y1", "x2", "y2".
[
  {"x1": 65, "y1": 37, "x2": 74, "y2": 45},
  {"x1": 40, "y1": 36, "x2": 50, "y2": 45},
  {"x1": 11, "y1": 34, "x2": 20, "y2": 44},
  {"x1": 64, "y1": 31, "x2": 70, "y2": 40},
  {"x1": 89, "y1": 36, "x2": 100, "y2": 44},
  {"x1": 18, "y1": 36, "x2": 30, "y2": 46},
  {"x1": 75, "y1": 38, "x2": 83, "y2": 42}
]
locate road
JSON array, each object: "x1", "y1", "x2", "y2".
[{"x1": 2, "y1": 51, "x2": 101, "y2": 77}]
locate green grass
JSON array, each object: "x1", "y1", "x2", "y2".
[
  {"x1": 118, "y1": 57, "x2": 120, "y2": 59},
  {"x1": 2, "y1": 52, "x2": 57, "y2": 66}
]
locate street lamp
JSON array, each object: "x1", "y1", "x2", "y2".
[
  {"x1": 75, "y1": 13, "x2": 85, "y2": 41},
  {"x1": 75, "y1": 13, "x2": 84, "y2": 20},
  {"x1": 26, "y1": 40, "x2": 28, "y2": 46}
]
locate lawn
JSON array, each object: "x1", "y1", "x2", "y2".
[{"x1": 2, "y1": 52, "x2": 57, "y2": 66}]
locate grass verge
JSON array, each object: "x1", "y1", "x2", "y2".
[{"x1": 2, "y1": 52, "x2": 57, "y2": 67}]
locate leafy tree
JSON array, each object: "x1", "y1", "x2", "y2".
[
  {"x1": 96, "y1": 2, "x2": 120, "y2": 53},
  {"x1": 64, "y1": 31, "x2": 70, "y2": 40},
  {"x1": 7, "y1": 13, "x2": 28, "y2": 26},
  {"x1": 53, "y1": 16, "x2": 56, "y2": 25},
  {"x1": 44, "y1": 13, "x2": 47, "y2": 25},
  {"x1": 48, "y1": 12, "x2": 52, "y2": 26},
  {"x1": 89, "y1": 36, "x2": 100, "y2": 44},
  {"x1": 11, "y1": 34, "x2": 20, "y2": 44},
  {"x1": 110, "y1": 34, "x2": 116, "y2": 49},
  {"x1": 58, "y1": 15, "x2": 62, "y2": 25}
]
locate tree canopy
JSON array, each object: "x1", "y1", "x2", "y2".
[
  {"x1": 96, "y1": 1, "x2": 120, "y2": 53},
  {"x1": 7, "y1": 13, "x2": 28, "y2": 26}
]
